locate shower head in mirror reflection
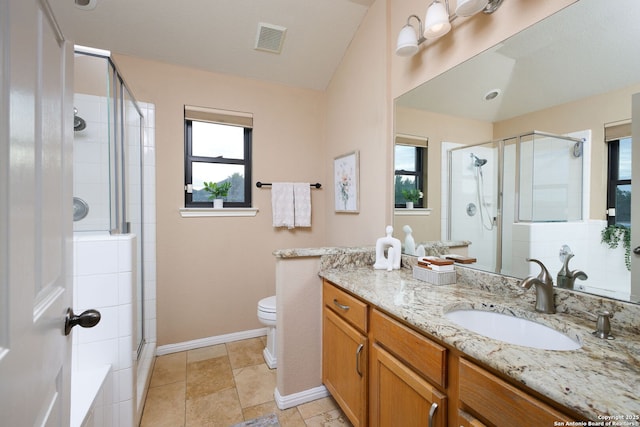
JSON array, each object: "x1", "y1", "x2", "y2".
[{"x1": 471, "y1": 153, "x2": 487, "y2": 167}]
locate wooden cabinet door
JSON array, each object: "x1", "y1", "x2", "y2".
[
  {"x1": 370, "y1": 343, "x2": 447, "y2": 427},
  {"x1": 323, "y1": 307, "x2": 367, "y2": 427}
]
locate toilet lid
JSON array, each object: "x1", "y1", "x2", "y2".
[{"x1": 258, "y1": 296, "x2": 276, "y2": 313}]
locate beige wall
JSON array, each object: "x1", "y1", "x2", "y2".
[
  {"x1": 495, "y1": 82, "x2": 640, "y2": 221},
  {"x1": 112, "y1": 55, "x2": 328, "y2": 346},
  {"x1": 105, "y1": 0, "x2": 580, "y2": 347},
  {"x1": 324, "y1": 0, "x2": 391, "y2": 245}
]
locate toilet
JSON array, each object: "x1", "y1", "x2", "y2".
[{"x1": 257, "y1": 296, "x2": 277, "y2": 369}]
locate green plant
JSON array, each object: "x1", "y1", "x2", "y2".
[
  {"x1": 401, "y1": 188, "x2": 423, "y2": 203},
  {"x1": 203, "y1": 181, "x2": 231, "y2": 200},
  {"x1": 601, "y1": 224, "x2": 631, "y2": 271}
]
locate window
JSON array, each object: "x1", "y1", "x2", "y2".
[
  {"x1": 605, "y1": 122, "x2": 632, "y2": 227},
  {"x1": 606, "y1": 136, "x2": 632, "y2": 226},
  {"x1": 184, "y1": 106, "x2": 252, "y2": 208},
  {"x1": 394, "y1": 135, "x2": 428, "y2": 208}
]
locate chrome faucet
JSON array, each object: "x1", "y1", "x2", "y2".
[
  {"x1": 557, "y1": 253, "x2": 588, "y2": 289},
  {"x1": 520, "y1": 258, "x2": 555, "y2": 314}
]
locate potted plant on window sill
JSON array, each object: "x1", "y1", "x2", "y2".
[
  {"x1": 401, "y1": 189, "x2": 423, "y2": 209},
  {"x1": 203, "y1": 181, "x2": 231, "y2": 209}
]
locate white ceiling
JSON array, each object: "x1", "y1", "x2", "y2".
[
  {"x1": 396, "y1": 0, "x2": 640, "y2": 122},
  {"x1": 50, "y1": 0, "x2": 374, "y2": 91}
]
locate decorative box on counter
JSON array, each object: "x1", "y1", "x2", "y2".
[{"x1": 412, "y1": 256, "x2": 457, "y2": 285}]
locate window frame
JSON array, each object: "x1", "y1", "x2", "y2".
[
  {"x1": 394, "y1": 143, "x2": 427, "y2": 209},
  {"x1": 184, "y1": 118, "x2": 252, "y2": 208},
  {"x1": 606, "y1": 137, "x2": 632, "y2": 226}
]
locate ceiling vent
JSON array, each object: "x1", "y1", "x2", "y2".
[{"x1": 255, "y1": 23, "x2": 287, "y2": 54}]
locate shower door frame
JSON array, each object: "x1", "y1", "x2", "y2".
[{"x1": 446, "y1": 130, "x2": 585, "y2": 275}]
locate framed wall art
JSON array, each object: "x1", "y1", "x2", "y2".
[{"x1": 334, "y1": 151, "x2": 359, "y2": 213}]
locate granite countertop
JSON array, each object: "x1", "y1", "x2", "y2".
[{"x1": 319, "y1": 265, "x2": 640, "y2": 421}]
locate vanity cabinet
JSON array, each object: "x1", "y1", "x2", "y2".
[
  {"x1": 369, "y1": 309, "x2": 447, "y2": 427},
  {"x1": 322, "y1": 279, "x2": 580, "y2": 426},
  {"x1": 322, "y1": 281, "x2": 368, "y2": 427}
]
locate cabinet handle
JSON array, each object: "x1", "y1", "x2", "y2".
[
  {"x1": 355, "y1": 343, "x2": 364, "y2": 377},
  {"x1": 333, "y1": 299, "x2": 350, "y2": 311},
  {"x1": 428, "y1": 402, "x2": 438, "y2": 427}
]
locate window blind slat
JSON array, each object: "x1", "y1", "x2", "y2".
[{"x1": 395, "y1": 133, "x2": 428, "y2": 147}]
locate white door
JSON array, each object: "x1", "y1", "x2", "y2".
[{"x1": 0, "y1": 0, "x2": 75, "y2": 425}]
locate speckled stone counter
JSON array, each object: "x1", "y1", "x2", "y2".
[{"x1": 319, "y1": 261, "x2": 640, "y2": 421}]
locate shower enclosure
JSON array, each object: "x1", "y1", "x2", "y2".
[
  {"x1": 447, "y1": 131, "x2": 586, "y2": 277},
  {"x1": 72, "y1": 47, "x2": 156, "y2": 426}
]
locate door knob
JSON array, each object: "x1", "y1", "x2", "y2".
[
  {"x1": 634, "y1": 246, "x2": 640, "y2": 255},
  {"x1": 64, "y1": 308, "x2": 101, "y2": 336}
]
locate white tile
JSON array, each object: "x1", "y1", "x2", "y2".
[
  {"x1": 117, "y1": 399, "x2": 134, "y2": 427},
  {"x1": 76, "y1": 240, "x2": 119, "y2": 276},
  {"x1": 118, "y1": 272, "x2": 133, "y2": 305},
  {"x1": 117, "y1": 238, "x2": 134, "y2": 272},
  {"x1": 76, "y1": 273, "x2": 119, "y2": 309},
  {"x1": 118, "y1": 304, "x2": 132, "y2": 337},
  {"x1": 118, "y1": 336, "x2": 133, "y2": 371},
  {"x1": 116, "y1": 368, "x2": 133, "y2": 402},
  {"x1": 76, "y1": 339, "x2": 119, "y2": 371}
]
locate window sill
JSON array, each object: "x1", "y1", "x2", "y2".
[
  {"x1": 394, "y1": 208, "x2": 432, "y2": 216},
  {"x1": 179, "y1": 207, "x2": 259, "y2": 218}
]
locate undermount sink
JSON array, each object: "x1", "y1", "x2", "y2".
[{"x1": 444, "y1": 309, "x2": 582, "y2": 351}]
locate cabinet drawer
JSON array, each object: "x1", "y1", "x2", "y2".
[
  {"x1": 459, "y1": 358, "x2": 569, "y2": 426},
  {"x1": 323, "y1": 280, "x2": 368, "y2": 333},
  {"x1": 371, "y1": 309, "x2": 446, "y2": 388},
  {"x1": 458, "y1": 410, "x2": 487, "y2": 427}
]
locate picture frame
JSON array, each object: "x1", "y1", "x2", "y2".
[{"x1": 334, "y1": 150, "x2": 359, "y2": 213}]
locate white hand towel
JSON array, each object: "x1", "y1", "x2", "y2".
[
  {"x1": 293, "y1": 183, "x2": 311, "y2": 227},
  {"x1": 272, "y1": 182, "x2": 295, "y2": 229}
]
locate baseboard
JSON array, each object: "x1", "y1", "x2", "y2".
[
  {"x1": 156, "y1": 328, "x2": 267, "y2": 355},
  {"x1": 274, "y1": 385, "x2": 329, "y2": 410}
]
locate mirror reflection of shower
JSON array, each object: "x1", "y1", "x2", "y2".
[{"x1": 471, "y1": 153, "x2": 495, "y2": 231}]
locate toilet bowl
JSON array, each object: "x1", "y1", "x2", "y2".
[{"x1": 257, "y1": 296, "x2": 277, "y2": 369}]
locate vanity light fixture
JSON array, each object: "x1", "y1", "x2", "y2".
[{"x1": 395, "y1": 0, "x2": 505, "y2": 57}]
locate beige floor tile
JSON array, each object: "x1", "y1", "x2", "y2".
[
  {"x1": 186, "y1": 355, "x2": 235, "y2": 400},
  {"x1": 296, "y1": 396, "x2": 339, "y2": 420},
  {"x1": 303, "y1": 409, "x2": 353, "y2": 427},
  {"x1": 140, "y1": 381, "x2": 186, "y2": 427},
  {"x1": 187, "y1": 344, "x2": 227, "y2": 363},
  {"x1": 277, "y1": 407, "x2": 306, "y2": 427},
  {"x1": 233, "y1": 363, "x2": 277, "y2": 408},
  {"x1": 243, "y1": 401, "x2": 306, "y2": 427},
  {"x1": 150, "y1": 352, "x2": 187, "y2": 388},
  {"x1": 185, "y1": 387, "x2": 244, "y2": 427},
  {"x1": 226, "y1": 337, "x2": 266, "y2": 369}
]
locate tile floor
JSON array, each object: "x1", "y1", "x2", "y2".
[{"x1": 140, "y1": 337, "x2": 353, "y2": 427}]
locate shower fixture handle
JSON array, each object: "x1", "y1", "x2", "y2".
[{"x1": 64, "y1": 307, "x2": 101, "y2": 336}]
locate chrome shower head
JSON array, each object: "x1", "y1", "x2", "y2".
[
  {"x1": 74, "y1": 107, "x2": 86, "y2": 132},
  {"x1": 470, "y1": 153, "x2": 487, "y2": 167}
]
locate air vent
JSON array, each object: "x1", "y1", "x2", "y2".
[{"x1": 255, "y1": 23, "x2": 287, "y2": 54}]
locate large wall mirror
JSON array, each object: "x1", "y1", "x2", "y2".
[{"x1": 394, "y1": 0, "x2": 640, "y2": 304}]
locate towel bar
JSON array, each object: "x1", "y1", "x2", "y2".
[{"x1": 256, "y1": 182, "x2": 321, "y2": 188}]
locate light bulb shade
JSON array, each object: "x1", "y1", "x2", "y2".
[
  {"x1": 423, "y1": 1, "x2": 451, "y2": 39},
  {"x1": 455, "y1": 0, "x2": 489, "y2": 17},
  {"x1": 396, "y1": 24, "x2": 419, "y2": 56}
]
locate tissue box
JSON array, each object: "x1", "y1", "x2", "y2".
[{"x1": 412, "y1": 265, "x2": 456, "y2": 285}]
